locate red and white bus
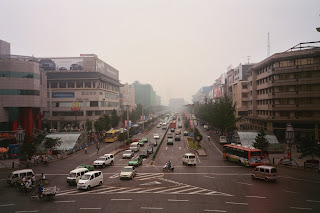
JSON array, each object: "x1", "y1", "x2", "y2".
[{"x1": 223, "y1": 144, "x2": 263, "y2": 167}]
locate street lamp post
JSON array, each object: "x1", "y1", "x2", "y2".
[
  {"x1": 126, "y1": 105, "x2": 130, "y2": 140},
  {"x1": 142, "y1": 104, "x2": 144, "y2": 130},
  {"x1": 16, "y1": 126, "x2": 25, "y2": 146},
  {"x1": 285, "y1": 123, "x2": 294, "y2": 161}
]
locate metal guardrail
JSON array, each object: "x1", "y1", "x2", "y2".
[{"x1": 152, "y1": 126, "x2": 169, "y2": 161}]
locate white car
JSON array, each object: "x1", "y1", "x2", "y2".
[
  {"x1": 154, "y1": 134, "x2": 160, "y2": 139},
  {"x1": 123, "y1": 150, "x2": 134, "y2": 159},
  {"x1": 77, "y1": 171, "x2": 103, "y2": 190},
  {"x1": 120, "y1": 166, "x2": 137, "y2": 180},
  {"x1": 93, "y1": 155, "x2": 114, "y2": 168}
]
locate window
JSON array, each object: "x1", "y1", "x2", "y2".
[
  {"x1": 51, "y1": 82, "x2": 58, "y2": 88},
  {"x1": 279, "y1": 60, "x2": 290, "y2": 67},
  {"x1": 76, "y1": 82, "x2": 83, "y2": 88},
  {"x1": 60, "y1": 82, "x2": 66, "y2": 88},
  {"x1": 68, "y1": 82, "x2": 74, "y2": 88},
  {"x1": 295, "y1": 58, "x2": 314, "y2": 65},
  {"x1": 85, "y1": 82, "x2": 91, "y2": 88},
  {"x1": 242, "y1": 84, "x2": 247, "y2": 89}
]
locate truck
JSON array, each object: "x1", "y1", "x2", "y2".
[{"x1": 169, "y1": 121, "x2": 176, "y2": 129}]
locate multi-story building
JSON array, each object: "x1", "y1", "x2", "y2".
[
  {"x1": 0, "y1": 40, "x2": 47, "y2": 136},
  {"x1": 42, "y1": 55, "x2": 122, "y2": 130},
  {"x1": 120, "y1": 83, "x2": 136, "y2": 112},
  {"x1": 247, "y1": 42, "x2": 320, "y2": 142},
  {"x1": 192, "y1": 86, "x2": 211, "y2": 104},
  {"x1": 169, "y1": 98, "x2": 186, "y2": 110},
  {"x1": 132, "y1": 81, "x2": 159, "y2": 108}
]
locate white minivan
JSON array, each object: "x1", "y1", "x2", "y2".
[
  {"x1": 77, "y1": 171, "x2": 103, "y2": 190},
  {"x1": 130, "y1": 142, "x2": 140, "y2": 152},
  {"x1": 7, "y1": 169, "x2": 34, "y2": 186},
  {"x1": 182, "y1": 153, "x2": 197, "y2": 166},
  {"x1": 219, "y1": 136, "x2": 227, "y2": 144},
  {"x1": 67, "y1": 168, "x2": 89, "y2": 185}
]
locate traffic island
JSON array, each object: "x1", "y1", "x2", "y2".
[{"x1": 185, "y1": 137, "x2": 207, "y2": 156}]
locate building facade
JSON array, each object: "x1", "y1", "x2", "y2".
[
  {"x1": 169, "y1": 98, "x2": 186, "y2": 110},
  {"x1": 42, "y1": 55, "x2": 122, "y2": 131},
  {"x1": 120, "y1": 83, "x2": 136, "y2": 112},
  {"x1": 132, "y1": 81, "x2": 159, "y2": 108},
  {"x1": 247, "y1": 44, "x2": 320, "y2": 142},
  {"x1": 0, "y1": 41, "x2": 47, "y2": 136},
  {"x1": 192, "y1": 86, "x2": 211, "y2": 104}
]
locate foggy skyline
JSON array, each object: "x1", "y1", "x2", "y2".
[{"x1": 1, "y1": 0, "x2": 320, "y2": 105}]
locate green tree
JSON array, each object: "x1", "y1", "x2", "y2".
[
  {"x1": 42, "y1": 137, "x2": 61, "y2": 151},
  {"x1": 194, "y1": 127, "x2": 203, "y2": 147},
  {"x1": 252, "y1": 130, "x2": 269, "y2": 154},
  {"x1": 111, "y1": 109, "x2": 120, "y2": 128},
  {"x1": 85, "y1": 119, "x2": 92, "y2": 132},
  {"x1": 94, "y1": 114, "x2": 111, "y2": 132},
  {"x1": 296, "y1": 136, "x2": 320, "y2": 159},
  {"x1": 19, "y1": 135, "x2": 37, "y2": 159},
  {"x1": 118, "y1": 132, "x2": 128, "y2": 146}
]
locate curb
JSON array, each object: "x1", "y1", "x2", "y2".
[{"x1": 184, "y1": 137, "x2": 207, "y2": 156}]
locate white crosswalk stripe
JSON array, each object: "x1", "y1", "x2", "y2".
[{"x1": 108, "y1": 173, "x2": 163, "y2": 180}]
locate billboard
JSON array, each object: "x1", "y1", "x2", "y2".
[
  {"x1": 96, "y1": 58, "x2": 119, "y2": 80},
  {"x1": 52, "y1": 92, "x2": 74, "y2": 98},
  {"x1": 39, "y1": 58, "x2": 84, "y2": 71}
]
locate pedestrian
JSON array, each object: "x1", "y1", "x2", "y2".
[
  {"x1": 84, "y1": 147, "x2": 88, "y2": 154},
  {"x1": 31, "y1": 175, "x2": 36, "y2": 185}
]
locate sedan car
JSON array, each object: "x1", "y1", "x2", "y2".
[
  {"x1": 77, "y1": 164, "x2": 94, "y2": 171},
  {"x1": 128, "y1": 156, "x2": 143, "y2": 167},
  {"x1": 178, "y1": 124, "x2": 182, "y2": 128},
  {"x1": 167, "y1": 133, "x2": 173, "y2": 138},
  {"x1": 184, "y1": 131, "x2": 189, "y2": 136},
  {"x1": 122, "y1": 149, "x2": 134, "y2": 159},
  {"x1": 157, "y1": 124, "x2": 161, "y2": 128},
  {"x1": 138, "y1": 140, "x2": 145, "y2": 147},
  {"x1": 145, "y1": 146, "x2": 153, "y2": 154},
  {"x1": 141, "y1": 137, "x2": 148, "y2": 143},
  {"x1": 154, "y1": 134, "x2": 160, "y2": 139},
  {"x1": 167, "y1": 138, "x2": 174, "y2": 145},
  {"x1": 139, "y1": 149, "x2": 149, "y2": 158},
  {"x1": 120, "y1": 166, "x2": 137, "y2": 180},
  {"x1": 149, "y1": 140, "x2": 157, "y2": 146},
  {"x1": 175, "y1": 134, "x2": 181, "y2": 141}
]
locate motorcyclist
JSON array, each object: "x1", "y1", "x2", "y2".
[
  {"x1": 167, "y1": 160, "x2": 172, "y2": 171},
  {"x1": 38, "y1": 184, "x2": 43, "y2": 198},
  {"x1": 207, "y1": 135, "x2": 210, "y2": 141}
]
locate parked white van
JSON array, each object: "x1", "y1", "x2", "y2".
[
  {"x1": 219, "y1": 136, "x2": 227, "y2": 144},
  {"x1": 182, "y1": 153, "x2": 197, "y2": 166},
  {"x1": 130, "y1": 142, "x2": 140, "y2": 152},
  {"x1": 67, "y1": 168, "x2": 89, "y2": 185},
  {"x1": 7, "y1": 169, "x2": 34, "y2": 185},
  {"x1": 77, "y1": 171, "x2": 103, "y2": 190}
]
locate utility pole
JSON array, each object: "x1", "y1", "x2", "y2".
[
  {"x1": 192, "y1": 104, "x2": 195, "y2": 144},
  {"x1": 142, "y1": 104, "x2": 144, "y2": 130}
]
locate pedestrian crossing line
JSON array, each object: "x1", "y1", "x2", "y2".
[
  {"x1": 154, "y1": 185, "x2": 190, "y2": 194},
  {"x1": 117, "y1": 188, "x2": 143, "y2": 193},
  {"x1": 136, "y1": 187, "x2": 167, "y2": 193},
  {"x1": 135, "y1": 174, "x2": 163, "y2": 181},
  {"x1": 170, "y1": 187, "x2": 199, "y2": 194},
  {"x1": 96, "y1": 187, "x2": 125, "y2": 194},
  {"x1": 188, "y1": 189, "x2": 209, "y2": 194}
]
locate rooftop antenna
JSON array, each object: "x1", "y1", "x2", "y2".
[
  {"x1": 247, "y1": 56, "x2": 251, "y2": 64},
  {"x1": 267, "y1": 32, "x2": 270, "y2": 57}
]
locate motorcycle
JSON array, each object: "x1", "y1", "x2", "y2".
[{"x1": 162, "y1": 163, "x2": 174, "y2": 172}]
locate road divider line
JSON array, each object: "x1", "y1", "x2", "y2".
[
  {"x1": 283, "y1": 190, "x2": 299, "y2": 194},
  {"x1": 111, "y1": 199, "x2": 132, "y2": 201},
  {"x1": 168, "y1": 199, "x2": 189, "y2": 202},
  {"x1": 54, "y1": 200, "x2": 76, "y2": 203},
  {"x1": 0, "y1": 204, "x2": 15, "y2": 207},
  {"x1": 290, "y1": 207, "x2": 312, "y2": 210},
  {"x1": 141, "y1": 207, "x2": 163, "y2": 210},
  {"x1": 16, "y1": 211, "x2": 39, "y2": 213},
  {"x1": 245, "y1": 196, "x2": 266, "y2": 199},
  {"x1": 226, "y1": 202, "x2": 248, "y2": 205},
  {"x1": 204, "y1": 210, "x2": 226, "y2": 212},
  {"x1": 237, "y1": 182, "x2": 253, "y2": 186},
  {"x1": 306, "y1": 200, "x2": 320, "y2": 203},
  {"x1": 279, "y1": 176, "x2": 320, "y2": 184},
  {"x1": 204, "y1": 175, "x2": 215, "y2": 179},
  {"x1": 210, "y1": 140, "x2": 223, "y2": 155},
  {"x1": 154, "y1": 185, "x2": 189, "y2": 193},
  {"x1": 80, "y1": 208, "x2": 102, "y2": 210}
]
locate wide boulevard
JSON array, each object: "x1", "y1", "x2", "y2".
[{"x1": 1, "y1": 117, "x2": 320, "y2": 213}]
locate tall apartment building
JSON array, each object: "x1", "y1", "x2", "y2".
[
  {"x1": 132, "y1": 81, "x2": 159, "y2": 108},
  {"x1": 0, "y1": 40, "x2": 47, "y2": 136},
  {"x1": 247, "y1": 42, "x2": 320, "y2": 142},
  {"x1": 42, "y1": 55, "x2": 122, "y2": 130},
  {"x1": 169, "y1": 98, "x2": 186, "y2": 110},
  {"x1": 192, "y1": 86, "x2": 211, "y2": 103},
  {"x1": 120, "y1": 83, "x2": 136, "y2": 112}
]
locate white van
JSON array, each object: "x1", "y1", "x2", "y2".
[
  {"x1": 77, "y1": 171, "x2": 103, "y2": 190},
  {"x1": 182, "y1": 153, "x2": 197, "y2": 166},
  {"x1": 251, "y1": 165, "x2": 278, "y2": 182},
  {"x1": 130, "y1": 142, "x2": 140, "y2": 152},
  {"x1": 7, "y1": 169, "x2": 34, "y2": 186},
  {"x1": 67, "y1": 168, "x2": 89, "y2": 185},
  {"x1": 219, "y1": 136, "x2": 227, "y2": 144}
]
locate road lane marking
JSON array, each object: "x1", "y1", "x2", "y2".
[
  {"x1": 204, "y1": 210, "x2": 226, "y2": 212},
  {"x1": 111, "y1": 199, "x2": 132, "y2": 201},
  {"x1": 117, "y1": 188, "x2": 143, "y2": 193},
  {"x1": 80, "y1": 208, "x2": 102, "y2": 210},
  {"x1": 0, "y1": 179, "x2": 7, "y2": 181},
  {"x1": 245, "y1": 196, "x2": 266, "y2": 199},
  {"x1": 16, "y1": 211, "x2": 38, "y2": 213},
  {"x1": 141, "y1": 207, "x2": 163, "y2": 210},
  {"x1": 0, "y1": 204, "x2": 15, "y2": 207},
  {"x1": 165, "y1": 147, "x2": 168, "y2": 150},
  {"x1": 188, "y1": 189, "x2": 209, "y2": 194},
  {"x1": 306, "y1": 200, "x2": 320, "y2": 203},
  {"x1": 154, "y1": 185, "x2": 190, "y2": 193},
  {"x1": 54, "y1": 200, "x2": 76, "y2": 203},
  {"x1": 140, "y1": 181, "x2": 161, "y2": 185},
  {"x1": 204, "y1": 175, "x2": 215, "y2": 179},
  {"x1": 179, "y1": 147, "x2": 181, "y2": 150},
  {"x1": 279, "y1": 176, "x2": 320, "y2": 184},
  {"x1": 171, "y1": 187, "x2": 199, "y2": 194},
  {"x1": 96, "y1": 187, "x2": 126, "y2": 194},
  {"x1": 136, "y1": 187, "x2": 166, "y2": 193},
  {"x1": 210, "y1": 140, "x2": 223, "y2": 155},
  {"x1": 283, "y1": 190, "x2": 299, "y2": 194},
  {"x1": 226, "y1": 202, "x2": 248, "y2": 205},
  {"x1": 237, "y1": 182, "x2": 253, "y2": 186},
  {"x1": 290, "y1": 207, "x2": 312, "y2": 210},
  {"x1": 168, "y1": 199, "x2": 189, "y2": 202}
]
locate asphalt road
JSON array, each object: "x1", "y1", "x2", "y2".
[{"x1": 1, "y1": 117, "x2": 320, "y2": 213}]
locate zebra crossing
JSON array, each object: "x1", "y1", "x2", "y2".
[
  {"x1": 109, "y1": 173, "x2": 164, "y2": 180},
  {"x1": 56, "y1": 178, "x2": 233, "y2": 197}
]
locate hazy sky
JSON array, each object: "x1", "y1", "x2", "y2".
[{"x1": 1, "y1": 0, "x2": 320, "y2": 105}]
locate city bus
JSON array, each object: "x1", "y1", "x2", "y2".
[
  {"x1": 104, "y1": 130, "x2": 121, "y2": 143},
  {"x1": 223, "y1": 144, "x2": 263, "y2": 167}
]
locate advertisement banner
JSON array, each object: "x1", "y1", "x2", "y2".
[
  {"x1": 125, "y1": 120, "x2": 128, "y2": 128},
  {"x1": 52, "y1": 93, "x2": 74, "y2": 98},
  {"x1": 129, "y1": 120, "x2": 132, "y2": 128},
  {"x1": 190, "y1": 120, "x2": 194, "y2": 128},
  {"x1": 39, "y1": 58, "x2": 83, "y2": 71}
]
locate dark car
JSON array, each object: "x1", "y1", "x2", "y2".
[
  {"x1": 175, "y1": 134, "x2": 181, "y2": 141},
  {"x1": 59, "y1": 67, "x2": 67, "y2": 70},
  {"x1": 167, "y1": 138, "x2": 173, "y2": 145},
  {"x1": 149, "y1": 140, "x2": 157, "y2": 147},
  {"x1": 139, "y1": 149, "x2": 149, "y2": 158},
  {"x1": 145, "y1": 146, "x2": 153, "y2": 154},
  {"x1": 167, "y1": 133, "x2": 173, "y2": 138}
]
